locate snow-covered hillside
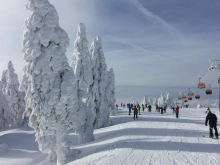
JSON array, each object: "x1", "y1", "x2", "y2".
[{"x1": 1, "y1": 107, "x2": 220, "y2": 165}]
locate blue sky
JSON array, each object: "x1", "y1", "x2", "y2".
[{"x1": 0, "y1": 0, "x2": 220, "y2": 91}]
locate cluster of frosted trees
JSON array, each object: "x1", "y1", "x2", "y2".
[
  {"x1": 0, "y1": 0, "x2": 116, "y2": 165},
  {"x1": 0, "y1": 61, "x2": 25, "y2": 130},
  {"x1": 138, "y1": 92, "x2": 174, "y2": 107}
]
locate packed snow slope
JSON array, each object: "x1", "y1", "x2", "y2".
[{"x1": 1, "y1": 107, "x2": 220, "y2": 165}]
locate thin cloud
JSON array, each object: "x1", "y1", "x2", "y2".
[
  {"x1": 106, "y1": 35, "x2": 176, "y2": 59},
  {"x1": 129, "y1": 0, "x2": 184, "y2": 40}
]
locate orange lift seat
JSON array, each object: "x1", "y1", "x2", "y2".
[
  {"x1": 195, "y1": 95, "x2": 200, "y2": 99},
  {"x1": 188, "y1": 97, "x2": 192, "y2": 100},
  {"x1": 206, "y1": 89, "x2": 212, "y2": 95}
]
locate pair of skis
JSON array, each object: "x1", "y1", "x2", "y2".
[{"x1": 202, "y1": 135, "x2": 219, "y2": 140}]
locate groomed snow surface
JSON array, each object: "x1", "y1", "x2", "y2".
[{"x1": 1, "y1": 107, "x2": 220, "y2": 165}]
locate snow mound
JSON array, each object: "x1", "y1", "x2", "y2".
[{"x1": 0, "y1": 143, "x2": 9, "y2": 152}]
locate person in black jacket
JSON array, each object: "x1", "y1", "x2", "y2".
[{"x1": 205, "y1": 108, "x2": 219, "y2": 138}]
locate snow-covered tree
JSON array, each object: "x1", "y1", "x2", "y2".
[
  {"x1": 148, "y1": 98, "x2": 153, "y2": 105},
  {"x1": 1, "y1": 70, "x2": 8, "y2": 95},
  {"x1": 3, "y1": 61, "x2": 25, "y2": 126},
  {"x1": 132, "y1": 100, "x2": 139, "y2": 106},
  {"x1": 71, "y1": 23, "x2": 94, "y2": 144},
  {"x1": 165, "y1": 93, "x2": 174, "y2": 108},
  {"x1": 0, "y1": 81, "x2": 12, "y2": 130},
  {"x1": 20, "y1": 0, "x2": 78, "y2": 164},
  {"x1": 153, "y1": 98, "x2": 158, "y2": 106},
  {"x1": 106, "y1": 68, "x2": 116, "y2": 116},
  {"x1": 90, "y1": 36, "x2": 110, "y2": 128},
  {"x1": 158, "y1": 92, "x2": 165, "y2": 107},
  {"x1": 141, "y1": 95, "x2": 148, "y2": 105}
]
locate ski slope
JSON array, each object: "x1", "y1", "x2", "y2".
[{"x1": 1, "y1": 107, "x2": 220, "y2": 165}]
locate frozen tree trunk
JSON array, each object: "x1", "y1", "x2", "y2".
[
  {"x1": 20, "y1": 0, "x2": 78, "y2": 164},
  {"x1": 90, "y1": 37, "x2": 110, "y2": 129},
  {"x1": 71, "y1": 23, "x2": 95, "y2": 144}
]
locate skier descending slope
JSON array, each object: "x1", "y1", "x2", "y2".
[
  {"x1": 205, "y1": 108, "x2": 219, "y2": 138},
  {"x1": 20, "y1": 0, "x2": 78, "y2": 164}
]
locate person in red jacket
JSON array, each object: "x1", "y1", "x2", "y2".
[
  {"x1": 132, "y1": 105, "x2": 138, "y2": 120},
  {"x1": 175, "y1": 105, "x2": 179, "y2": 118}
]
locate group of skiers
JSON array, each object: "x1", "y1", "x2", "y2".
[
  {"x1": 127, "y1": 103, "x2": 152, "y2": 119},
  {"x1": 117, "y1": 103, "x2": 219, "y2": 139}
]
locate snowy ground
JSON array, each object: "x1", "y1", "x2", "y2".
[{"x1": 1, "y1": 107, "x2": 220, "y2": 165}]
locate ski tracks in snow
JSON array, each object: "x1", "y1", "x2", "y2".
[{"x1": 69, "y1": 108, "x2": 220, "y2": 165}]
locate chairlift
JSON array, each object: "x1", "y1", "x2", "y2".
[
  {"x1": 195, "y1": 91, "x2": 200, "y2": 99},
  {"x1": 182, "y1": 96, "x2": 187, "y2": 99},
  {"x1": 184, "y1": 99, "x2": 188, "y2": 102},
  {"x1": 206, "y1": 85, "x2": 212, "y2": 95},
  {"x1": 178, "y1": 96, "x2": 182, "y2": 100},
  {"x1": 188, "y1": 97, "x2": 192, "y2": 100},
  {"x1": 198, "y1": 78, "x2": 205, "y2": 89},
  {"x1": 188, "y1": 88, "x2": 194, "y2": 96}
]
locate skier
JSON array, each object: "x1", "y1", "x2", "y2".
[
  {"x1": 137, "y1": 104, "x2": 141, "y2": 115},
  {"x1": 148, "y1": 105, "x2": 152, "y2": 112},
  {"x1": 116, "y1": 104, "x2": 118, "y2": 110},
  {"x1": 160, "y1": 107, "x2": 163, "y2": 114},
  {"x1": 175, "y1": 105, "x2": 179, "y2": 118},
  {"x1": 164, "y1": 106, "x2": 166, "y2": 113},
  {"x1": 172, "y1": 107, "x2": 175, "y2": 114},
  {"x1": 145, "y1": 104, "x2": 147, "y2": 108},
  {"x1": 155, "y1": 104, "x2": 159, "y2": 112},
  {"x1": 142, "y1": 104, "x2": 145, "y2": 111},
  {"x1": 128, "y1": 104, "x2": 132, "y2": 115},
  {"x1": 132, "y1": 105, "x2": 138, "y2": 120},
  {"x1": 205, "y1": 108, "x2": 219, "y2": 138}
]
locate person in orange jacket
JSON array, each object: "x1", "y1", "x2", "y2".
[
  {"x1": 132, "y1": 105, "x2": 138, "y2": 120},
  {"x1": 175, "y1": 105, "x2": 179, "y2": 118}
]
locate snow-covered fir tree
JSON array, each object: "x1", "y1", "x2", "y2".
[
  {"x1": 1, "y1": 70, "x2": 8, "y2": 95},
  {"x1": 0, "y1": 81, "x2": 12, "y2": 130},
  {"x1": 20, "y1": 0, "x2": 78, "y2": 164},
  {"x1": 141, "y1": 95, "x2": 148, "y2": 105},
  {"x1": 165, "y1": 93, "x2": 174, "y2": 107},
  {"x1": 90, "y1": 36, "x2": 110, "y2": 128},
  {"x1": 153, "y1": 98, "x2": 158, "y2": 106},
  {"x1": 71, "y1": 23, "x2": 95, "y2": 144},
  {"x1": 3, "y1": 61, "x2": 25, "y2": 126},
  {"x1": 106, "y1": 68, "x2": 116, "y2": 116},
  {"x1": 148, "y1": 98, "x2": 153, "y2": 105},
  {"x1": 158, "y1": 92, "x2": 165, "y2": 107}
]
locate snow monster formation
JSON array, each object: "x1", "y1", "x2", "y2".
[
  {"x1": 106, "y1": 68, "x2": 116, "y2": 116},
  {"x1": 20, "y1": 0, "x2": 78, "y2": 164},
  {"x1": 71, "y1": 23, "x2": 95, "y2": 144},
  {"x1": 0, "y1": 81, "x2": 12, "y2": 130},
  {"x1": 90, "y1": 37, "x2": 111, "y2": 128},
  {"x1": 3, "y1": 61, "x2": 25, "y2": 126}
]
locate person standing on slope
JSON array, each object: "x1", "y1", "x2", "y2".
[
  {"x1": 128, "y1": 104, "x2": 132, "y2": 115},
  {"x1": 205, "y1": 108, "x2": 219, "y2": 138},
  {"x1": 160, "y1": 107, "x2": 163, "y2": 114},
  {"x1": 175, "y1": 105, "x2": 179, "y2": 118},
  {"x1": 142, "y1": 104, "x2": 145, "y2": 111},
  {"x1": 148, "y1": 105, "x2": 152, "y2": 112},
  {"x1": 132, "y1": 105, "x2": 138, "y2": 120},
  {"x1": 137, "y1": 104, "x2": 141, "y2": 115}
]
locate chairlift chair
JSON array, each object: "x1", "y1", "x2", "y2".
[
  {"x1": 198, "y1": 78, "x2": 205, "y2": 89},
  {"x1": 188, "y1": 97, "x2": 192, "y2": 100}
]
